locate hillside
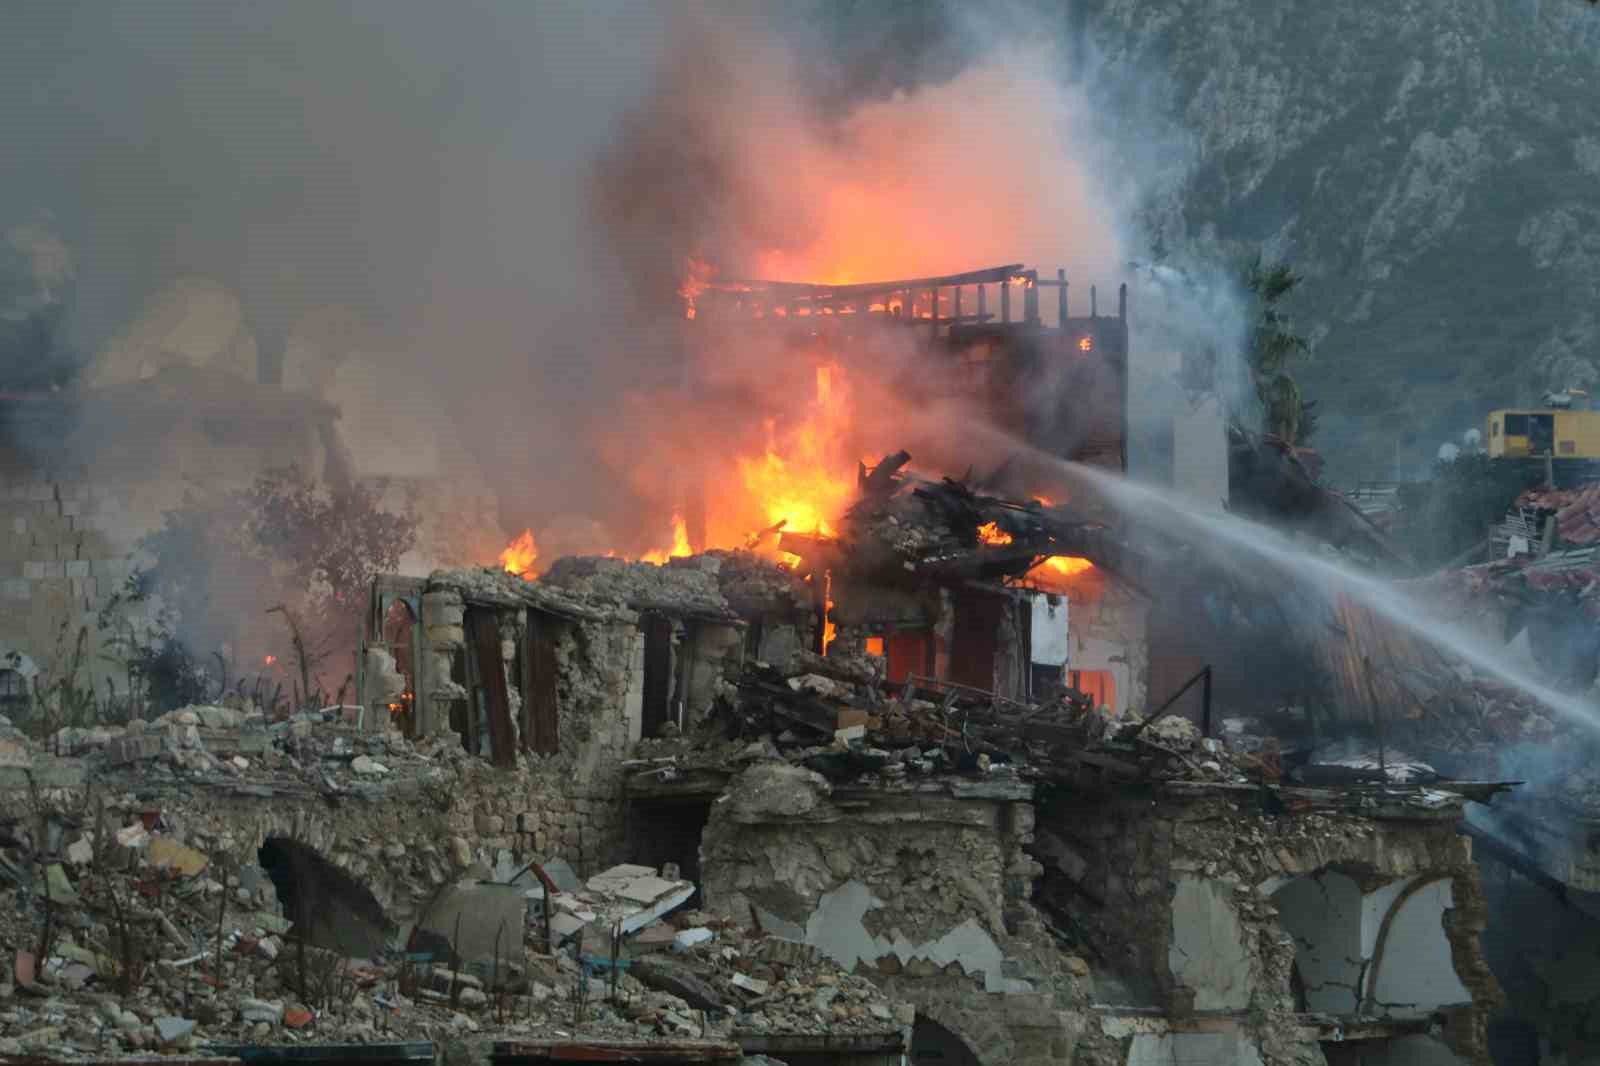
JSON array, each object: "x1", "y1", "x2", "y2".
[{"x1": 1081, "y1": 0, "x2": 1600, "y2": 482}]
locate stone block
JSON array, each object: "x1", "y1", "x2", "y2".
[
  {"x1": 70, "y1": 577, "x2": 98, "y2": 602},
  {"x1": 25, "y1": 484, "x2": 53, "y2": 502},
  {"x1": 2, "y1": 578, "x2": 28, "y2": 601},
  {"x1": 426, "y1": 624, "x2": 465, "y2": 648},
  {"x1": 64, "y1": 560, "x2": 90, "y2": 578},
  {"x1": 59, "y1": 501, "x2": 81, "y2": 518},
  {"x1": 106, "y1": 733, "x2": 164, "y2": 766},
  {"x1": 10, "y1": 517, "x2": 24, "y2": 536},
  {"x1": 22, "y1": 561, "x2": 47, "y2": 579}
]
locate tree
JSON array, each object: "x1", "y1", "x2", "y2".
[
  {"x1": 1243, "y1": 253, "x2": 1316, "y2": 445},
  {"x1": 123, "y1": 467, "x2": 417, "y2": 710},
  {"x1": 1393, "y1": 453, "x2": 1544, "y2": 569}
]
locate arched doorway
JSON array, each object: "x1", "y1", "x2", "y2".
[
  {"x1": 910, "y1": 1015, "x2": 982, "y2": 1066},
  {"x1": 381, "y1": 599, "x2": 418, "y2": 736}
]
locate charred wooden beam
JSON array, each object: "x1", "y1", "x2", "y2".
[
  {"x1": 858, "y1": 450, "x2": 912, "y2": 500},
  {"x1": 711, "y1": 264, "x2": 1024, "y2": 303}
]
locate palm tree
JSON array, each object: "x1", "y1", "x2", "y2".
[{"x1": 1243, "y1": 254, "x2": 1314, "y2": 444}]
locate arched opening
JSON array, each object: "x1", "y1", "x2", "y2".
[
  {"x1": 1273, "y1": 868, "x2": 1470, "y2": 1019},
  {"x1": 910, "y1": 1015, "x2": 982, "y2": 1066},
  {"x1": 258, "y1": 836, "x2": 392, "y2": 959},
  {"x1": 381, "y1": 599, "x2": 418, "y2": 736}
]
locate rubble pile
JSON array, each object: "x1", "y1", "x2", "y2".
[
  {"x1": 681, "y1": 648, "x2": 1285, "y2": 792},
  {"x1": 0, "y1": 739, "x2": 908, "y2": 1058},
  {"x1": 538, "y1": 557, "x2": 739, "y2": 620},
  {"x1": 20, "y1": 704, "x2": 447, "y2": 795}
]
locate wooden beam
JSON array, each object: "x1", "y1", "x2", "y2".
[{"x1": 712, "y1": 264, "x2": 1025, "y2": 303}]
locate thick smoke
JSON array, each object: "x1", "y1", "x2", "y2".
[{"x1": 3, "y1": 1, "x2": 1247, "y2": 600}]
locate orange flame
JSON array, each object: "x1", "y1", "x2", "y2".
[
  {"x1": 641, "y1": 513, "x2": 693, "y2": 565},
  {"x1": 976, "y1": 521, "x2": 1013, "y2": 546},
  {"x1": 500, "y1": 529, "x2": 540, "y2": 579},
  {"x1": 729, "y1": 365, "x2": 855, "y2": 541},
  {"x1": 680, "y1": 256, "x2": 713, "y2": 320},
  {"x1": 1042, "y1": 555, "x2": 1093, "y2": 578}
]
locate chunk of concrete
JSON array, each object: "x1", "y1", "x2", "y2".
[
  {"x1": 240, "y1": 999, "x2": 284, "y2": 1025},
  {"x1": 154, "y1": 1017, "x2": 196, "y2": 1045},
  {"x1": 721, "y1": 762, "x2": 833, "y2": 823},
  {"x1": 417, "y1": 880, "x2": 528, "y2": 969},
  {"x1": 672, "y1": 927, "x2": 715, "y2": 951}
]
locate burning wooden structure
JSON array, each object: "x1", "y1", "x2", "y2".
[{"x1": 690, "y1": 263, "x2": 1131, "y2": 473}]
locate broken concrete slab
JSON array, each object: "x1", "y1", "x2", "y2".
[
  {"x1": 618, "y1": 874, "x2": 681, "y2": 905},
  {"x1": 418, "y1": 880, "x2": 529, "y2": 970},
  {"x1": 154, "y1": 1016, "x2": 197, "y2": 1045}
]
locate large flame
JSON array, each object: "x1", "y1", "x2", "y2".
[
  {"x1": 728, "y1": 365, "x2": 856, "y2": 541},
  {"x1": 641, "y1": 513, "x2": 693, "y2": 565},
  {"x1": 500, "y1": 529, "x2": 539, "y2": 579}
]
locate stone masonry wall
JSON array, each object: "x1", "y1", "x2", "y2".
[
  {"x1": 0, "y1": 474, "x2": 146, "y2": 689},
  {"x1": 1040, "y1": 791, "x2": 1499, "y2": 1066},
  {"x1": 699, "y1": 763, "x2": 1086, "y2": 1066}
]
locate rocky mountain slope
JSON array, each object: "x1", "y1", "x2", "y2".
[{"x1": 1081, "y1": 0, "x2": 1600, "y2": 482}]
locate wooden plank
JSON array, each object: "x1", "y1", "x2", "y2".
[
  {"x1": 468, "y1": 608, "x2": 516, "y2": 768},
  {"x1": 711, "y1": 263, "x2": 1023, "y2": 303},
  {"x1": 524, "y1": 610, "x2": 560, "y2": 755}
]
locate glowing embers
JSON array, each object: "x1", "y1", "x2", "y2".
[
  {"x1": 977, "y1": 521, "x2": 1014, "y2": 546},
  {"x1": 679, "y1": 256, "x2": 712, "y2": 320},
  {"x1": 500, "y1": 529, "x2": 539, "y2": 579}
]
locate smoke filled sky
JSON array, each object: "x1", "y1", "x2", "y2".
[{"x1": 3, "y1": 1, "x2": 1232, "y2": 552}]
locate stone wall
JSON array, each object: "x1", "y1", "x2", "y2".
[
  {"x1": 0, "y1": 474, "x2": 142, "y2": 687},
  {"x1": 698, "y1": 763, "x2": 1085, "y2": 1066},
  {"x1": 1039, "y1": 790, "x2": 1499, "y2": 1066}
]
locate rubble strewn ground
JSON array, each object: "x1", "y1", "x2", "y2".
[
  {"x1": 0, "y1": 709, "x2": 908, "y2": 1060},
  {"x1": 0, "y1": 454, "x2": 1544, "y2": 1066}
]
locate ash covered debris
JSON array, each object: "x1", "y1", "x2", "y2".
[{"x1": 0, "y1": 455, "x2": 1530, "y2": 1066}]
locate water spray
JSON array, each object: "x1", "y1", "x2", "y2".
[{"x1": 978, "y1": 425, "x2": 1600, "y2": 735}]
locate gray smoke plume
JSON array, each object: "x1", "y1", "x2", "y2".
[{"x1": 2, "y1": 0, "x2": 1249, "y2": 583}]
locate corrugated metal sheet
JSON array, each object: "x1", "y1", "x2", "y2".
[{"x1": 1309, "y1": 595, "x2": 1457, "y2": 725}]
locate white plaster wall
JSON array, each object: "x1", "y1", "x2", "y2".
[
  {"x1": 1068, "y1": 594, "x2": 1147, "y2": 717},
  {"x1": 802, "y1": 879, "x2": 1027, "y2": 994},
  {"x1": 1169, "y1": 876, "x2": 1253, "y2": 1010},
  {"x1": 1274, "y1": 873, "x2": 1470, "y2": 1018},
  {"x1": 1126, "y1": 1031, "x2": 1264, "y2": 1066},
  {"x1": 1274, "y1": 871, "x2": 1365, "y2": 1013},
  {"x1": 1371, "y1": 880, "x2": 1471, "y2": 1013},
  {"x1": 1030, "y1": 594, "x2": 1069, "y2": 667}
]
